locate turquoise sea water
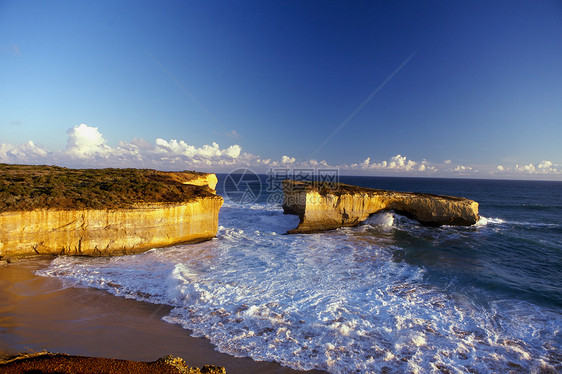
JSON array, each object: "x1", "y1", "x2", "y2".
[{"x1": 39, "y1": 176, "x2": 561, "y2": 373}]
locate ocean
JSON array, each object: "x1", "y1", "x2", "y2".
[{"x1": 38, "y1": 175, "x2": 561, "y2": 373}]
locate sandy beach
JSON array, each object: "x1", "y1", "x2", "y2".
[{"x1": 0, "y1": 258, "x2": 325, "y2": 374}]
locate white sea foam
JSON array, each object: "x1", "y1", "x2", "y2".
[
  {"x1": 475, "y1": 216, "x2": 506, "y2": 227},
  {"x1": 38, "y1": 202, "x2": 561, "y2": 373},
  {"x1": 363, "y1": 211, "x2": 395, "y2": 229},
  {"x1": 475, "y1": 216, "x2": 560, "y2": 230}
]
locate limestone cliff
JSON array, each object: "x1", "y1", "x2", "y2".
[
  {"x1": 0, "y1": 198, "x2": 222, "y2": 257},
  {"x1": 282, "y1": 180, "x2": 479, "y2": 233},
  {"x1": 0, "y1": 165, "x2": 223, "y2": 258}
]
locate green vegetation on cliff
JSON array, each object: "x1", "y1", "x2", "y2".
[{"x1": 0, "y1": 164, "x2": 215, "y2": 212}]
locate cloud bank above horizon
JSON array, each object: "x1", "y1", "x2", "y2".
[{"x1": 0, "y1": 124, "x2": 560, "y2": 180}]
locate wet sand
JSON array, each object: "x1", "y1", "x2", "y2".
[{"x1": 0, "y1": 258, "x2": 325, "y2": 374}]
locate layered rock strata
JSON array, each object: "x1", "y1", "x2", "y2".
[
  {"x1": 282, "y1": 180, "x2": 479, "y2": 233},
  {"x1": 0, "y1": 166, "x2": 222, "y2": 258}
]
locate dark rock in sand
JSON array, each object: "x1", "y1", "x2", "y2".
[{"x1": 0, "y1": 351, "x2": 226, "y2": 374}]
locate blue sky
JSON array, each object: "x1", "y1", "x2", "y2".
[{"x1": 1, "y1": 0, "x2": 561, "y2": 179}]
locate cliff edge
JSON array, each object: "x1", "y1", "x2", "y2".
[
  {"x1": 282, "y1": 180, "x2": 479, "y2": 233},
  {"x1": 0, "y1": 164, "x2": 223, "y2": 258}
]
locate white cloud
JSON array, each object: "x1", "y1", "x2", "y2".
[
  {"x1": 0, "y1": 124, "x2": 247, "y2": 170},
  {"x1": 539, "y1": 161, "x2": 552, "y2": 168},
  {"x1": 224, "y1": 144, "x2": 242, "y2": 158},
  {"x1": 153, "y1": 139, "x2": 241, "y2": 160},
  {"x1": 65, "y1": 124, "x2": 110, "y2": 158},
  {"x1": 516, "y1": 163, "x2": 536, "y2": 173},
  {"x1": 388, "y1": 155, "x2": 417, "y2": 170},
  {"x1": 0, "y1": 141, "x2": 48, "y2": 162},
  {"x1": 281, "y1": 155, "x2": 296, "y2": 164},
  {"x1": 538, "y1": 160, "x2": 556, "y2": 172},
  {"x1": 454, "y1": 165, "x2": 473, "y2": 172},
  {"x1": 418, "y1": 160, "x2": 436, "y2": 172},
  {"x1": 354, "y1": 154, "x2": 418, "y2": 171},
  {"x1": 492, "y1": 160, "x2": 560, "y2": 178},
  {"x1": 128, "y1": 137, "x2": 152, "y2": 150},
  {"x1": 514, "y1": 160, "x2": 559, "y2": 174},
  {"x1": 0, "y1": 124, "x2": 560, "y2": 180}
]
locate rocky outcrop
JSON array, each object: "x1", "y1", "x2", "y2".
[
  {"x1": 282, "y1": 180, "x2": 479, "y2": 233},
  {"x1": 0, "y1": 352, "x2": 226, "y2": 374},
  {"x1": 0, "y1": 167, "x2": 223, "y2": 258}
]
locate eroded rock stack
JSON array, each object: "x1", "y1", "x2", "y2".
[{"x1": 282, "y1": 180, "x2": 479, "y2": 233}]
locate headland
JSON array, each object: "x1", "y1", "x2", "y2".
[{"x1": 0, "y1": 164, "x2": 223, "y2": 258}]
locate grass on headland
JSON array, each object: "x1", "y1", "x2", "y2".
[{"x1": 0, "y1": 164, "x2": 215, "y2": 212}]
